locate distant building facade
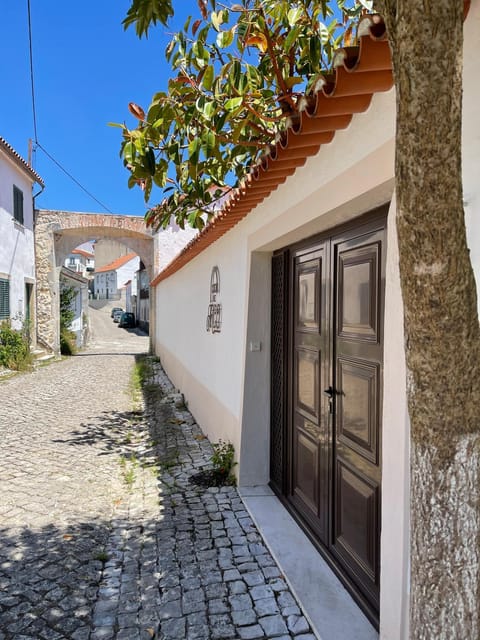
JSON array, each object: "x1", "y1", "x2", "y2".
[
  {"x1": 93, "y1": 252, "x2": 139, "y2": 300},
  {"x1": 64, "y1": 248, "x2": 94, "y2": 278}
]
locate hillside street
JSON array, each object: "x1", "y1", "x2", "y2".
[{"x1": 0, "y1": 303, "x2": 315, "y2": 640}]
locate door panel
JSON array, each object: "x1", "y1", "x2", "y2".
[
  {"x1": 337, "y1": 358, "x2": 379, "y2": 464},
  {"x1": 295, "y1": 347, "x2": 320, "y2": 419},
  {"x1": 277, "y1": 216, "x2": 385, "y2": 618},
  {"x1": 290, "y1": 247, "x2": 329, "y2": 544},
  {"x1": 337, "y1": 243, "x2": 380, "y2": 342},
  {"x1": 335, "y1": 459, "x2": 379, "y2": 583},
  {"x1": 332, "y1": 227, "x2": 384, "y2": 608},
  {"x1": 293, "y1": 426, "x2": 320, "y2": 513}
]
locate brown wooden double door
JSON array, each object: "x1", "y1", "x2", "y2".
[{"x1": 271, "y1": 215, "x2": 385, "y2": 619}]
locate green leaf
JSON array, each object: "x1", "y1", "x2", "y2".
[
  {"x1": 201, "y1": 131, "x2": 216, "y2": 156},
  {"x1": 189, "y1": 137, "x2": 201, "y2": 165},
  {"x1": 211, "y1": 11, "x2": 222, "y2": 31},
  {"x1": 202, "y1": 100, "x2": 216, "y2": 119},
  {"x1": 203, "y1": 65, "x2": 214, "y2": 91},
  {"x1": 287, "y1": 7, "x2": 302, "y2": 26},
  {"x1": 284, "y1": 25, "x2": 300, "y2": 52},
  {"x1": 318, "y1": 21, "x2": 330, "y2": 44},
  {"x1": 123, "y1": 141, "x2": 136, "y2": 164},
  {"x1": 224, "y1": 97, "x2": 243, "y2": 111},
  {"x1": 216, "y1": 29, "x2": 234, "y2": 48},
  {"x1": 145, "y1": 147, "x2": 156, "y2": 175}
]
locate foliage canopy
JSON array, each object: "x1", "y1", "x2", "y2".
[{"x1": 117, "y1": 0, "x2": 372, "y2": 230}]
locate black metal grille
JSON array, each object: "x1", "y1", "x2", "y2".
[
  {"x1": 270, "y1": 251, "x2": 287, "y2": 494},
  {"x1": 0, "y1": 278, "x2": 10, "y2": 320}
]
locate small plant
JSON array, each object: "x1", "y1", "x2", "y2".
[
  {"x1": 59, "y1": 283, "x2": 78, "y2": 355},
  {"x1": 94, "y1": 549, "x2": 109, "y2": 563},
  {"x1": 211, "y1": 440, "x2": 237, "y2": 485},
  {"x1": 129, "y1": 361, "x2": 144, "y2": 410},
  {"x1": 124, "y1": 466, "x2": 136, "y2": 488},
  {"x1": 0, "y1": 321, "x2": 33, "y2": 371},
  {"x1": 119, "y1": 454, "x2": 138, "y2": 489},
  {"x1": 60, "y1": 328, "x2": 77, "y2": 355},
  {"x1": 189, "y1": 440, "x2": 237, "y2": 488}
]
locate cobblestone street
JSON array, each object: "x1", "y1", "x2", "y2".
[{"x1": 0, "y1": 303, "x2": 315, "y2": 640}]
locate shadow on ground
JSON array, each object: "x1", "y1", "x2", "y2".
[{"x1": 0, "y1": 518, "x2": 111, "y2": 639}]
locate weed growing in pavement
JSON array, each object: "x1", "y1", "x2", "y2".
[
  {"x1": 212, "y1": 440, "x2": 237, "y2": 479},
  {"x1": 191, "y1": 440, "x2": 237, "y2": 487},
  {"x1": 124, "y1": 466, "x2": 136, "y2": 488},
  {"x1": 94, "y1": 549, "x2": 109, "y2": 563},
  {"x1": 119, "y1": 454, "x2": 138, "y2": 489},
  {"x1": 128, "y1": 366, "x2": 142, "y2": 411}
]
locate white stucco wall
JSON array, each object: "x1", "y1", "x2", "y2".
[
  {"x1": 94, "y1": 271, "x2": 117, "y2": 298},
  {"x1": 152, "y1": 10, "x2": 480, "y2": 638},
  {"x1": 0, "y1": 151, "x2": 35, "y2": 330},
  {"x1": 463, "y1": 3, "x2": 480, "y2": 315},
  {"x1": 117, "y1": 257, "x2": 140, "y2": 292},
  {"x1": 61, "y1": 272, "x2": 88, "y2": 347},
  {"x1": 154, "y1": 86, "x2": 396, "y2": 459}
]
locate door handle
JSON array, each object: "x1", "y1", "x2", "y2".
[{"x1": 324, "y1": 386, "x2": 336, "y2": 414}]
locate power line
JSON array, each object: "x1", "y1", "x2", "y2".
[
  {"x1": 26, "y1": 0, "x2": 114, "y2": 214},
  {"x1": 36, "y1": 143, "x2": 114, "y2": 214},
  {"x1": 27, "y1": 0, "x2": 38, "y2": 144}
]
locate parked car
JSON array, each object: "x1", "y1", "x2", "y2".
[
  {"x1": 118, "y1": 312, "x2": 135, "y2": 328},
  {"x1": 111, "y1": 307, "x2": 123, "y2": 318},
  {"x1": 112, "y1": 309, "x2": 123, "y2": 323}
]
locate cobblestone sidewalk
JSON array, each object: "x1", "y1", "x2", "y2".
[{"x1": 0, "y1": 354, "x2": 316, "y2": 639}]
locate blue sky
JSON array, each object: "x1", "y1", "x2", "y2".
[{"x1": 0, "y1": 1, "x2": 198, "y2": 216}]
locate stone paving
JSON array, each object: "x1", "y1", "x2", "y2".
[{"x1": 0, "y1": 308, "x2": 316, "y2": 640}]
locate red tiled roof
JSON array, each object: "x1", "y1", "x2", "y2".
[
  {"x1": 95, "y1": 252, "x2": 137, "y2": 274},
  {"x1": 72, "y1": 248, "x2": 94, "y2": 259},
  {"x1": 151, "y1": 15, "x2": 394, "y2": 287},
  {"x1": 0, "y1": 137, "x2": 44, "y2": 186}
]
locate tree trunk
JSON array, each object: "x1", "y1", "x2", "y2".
[{"x1": 376, "y1": 1, "x2": 480, "y2": 637}]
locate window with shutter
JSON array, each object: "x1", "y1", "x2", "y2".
[
  {"x1": 0, "y1": 279, "x2": 10, "y2": 320},
  {"x1": 13, "y1": 185, "x2": 24, "y2": 225}
]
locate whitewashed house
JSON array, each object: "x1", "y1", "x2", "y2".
[
  {"x1": 124, "y1": 278, "x2": 137, "y2": 315},
  {"x1": 64, "y1": 248, "x2": 94, "y2": 278},
  {"x1": 60, "y1": 267, "x2": 89, "y2": 347},
  {"x1": 93, "y1": 252, "x2": 139, "y2": 300},
  {"x1": 149, "y1": 8, "x2": 480, "y2": 640},
  {"x1": 0, "y1": 137, "x2": 43, "y2": 338},
  {"x1": 135, "y1": 263, "x2": 150, "y2": 333}
]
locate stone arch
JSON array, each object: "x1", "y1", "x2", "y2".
[{"x1": 35, "y1": 209, "x2": 154, "y2": 354}]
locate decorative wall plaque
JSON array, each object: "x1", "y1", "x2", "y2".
[{"x1": 206, "y1": 266, "x2": 222, "y2": 333}]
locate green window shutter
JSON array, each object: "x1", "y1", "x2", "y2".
[
  {"x1": 13, "y1": 185, "x2": 24, "y2": 225},
  {"x1": 0, "y1": 279, "x2": 10, "y2": 320}
]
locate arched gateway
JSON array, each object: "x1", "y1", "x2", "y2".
[{"x1": 35, "y1": 209, "x2": 155, "y2": 354}]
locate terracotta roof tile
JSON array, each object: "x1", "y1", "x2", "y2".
[
  {"x1": 95, "y1": 252, "x2": 137, "y2": 274},
  {"x1": 0, "y1": 137, "x2": 44, "y2": 186},
  {"x1": 150, "y1": 15, "x2": 395, "y2": 287},
  {"x1": 72, "y1": 248, "x2": 94, "y2": 259}
]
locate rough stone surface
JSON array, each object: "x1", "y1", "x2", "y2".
[{"x1": 0, "y1": 304, "x2": 315, "y2": 639}]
